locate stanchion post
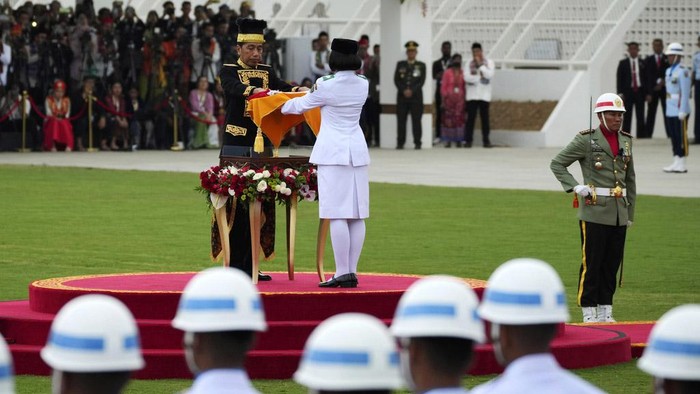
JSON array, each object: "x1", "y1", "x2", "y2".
[
  {"x1": 87, "y1": 93, "x2": 98, "y2": 152},
  {"x1": 170, "y1": 90, "x2": 183, "y2": 151},
  {"x1": 18, "y1": 91, "x2": 31, "y2": 152}
]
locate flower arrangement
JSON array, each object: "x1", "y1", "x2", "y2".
[{"x1": 198, "y1": 164, "x2": 318, "y2": 208}]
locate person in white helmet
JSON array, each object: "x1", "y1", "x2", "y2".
[
  {"x1": 0, "y1": 335, "x2": 15, "y2": 394},
  {"x1": 472, "y1": 258, "x2": 604, "y2": 394},
  {"x1": 171, "y1": 267, "x2": 267, "y2": 394},
  {"x1": 40, "y1": 294, "x2": 144, "y2": 394},
  {"x1": 550, "y1": 93, "x2": 636, "y2": 323},
  {"x1": 638, "y1": 304, "x2": 700, "y2": 394},
  {"x1": 662, "y1": 42, "x2": 692, "y2": 174},
  {"x1": 391, "y1": 275, "x2": 484, "y2": 393},
  {"x1": 294, "y1": 313, "x2": 403, "y2": 393}
]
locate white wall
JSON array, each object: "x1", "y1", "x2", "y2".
[{"x1": 492, "y1": 70, "x2": 577, "y2": 101}]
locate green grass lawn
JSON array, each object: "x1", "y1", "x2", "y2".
[{"x1": 1, "y1": 165, "x2": 698, "y2": 393}]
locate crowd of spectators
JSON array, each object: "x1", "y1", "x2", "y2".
[{"x1": 0, "y1": 0, "x2": 262, "y2": 152}]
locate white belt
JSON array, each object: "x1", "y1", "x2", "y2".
[
  {"x1": 668, "y1": 93, "x2": 679, "y2": 99},
  {"x1": 595, "y1": 187, "x2": 626, "y2": 197}
]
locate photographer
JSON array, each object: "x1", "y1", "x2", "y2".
[
  {"x1": 93, "y1": 17, "x2": 118, "y2": 88},
  {"x1": 116, "y1": 6, "x2": 145, "y2": 86},
  {"x1": 69, "y1": 13, "x2": 97, "y2": 88},
  {"x1": 190, "y1": 22, "x2": 219, "y2": 87},
  {"x1": 158, "y1": 1, "x2": 177, "y2": 39},
  {"x1": 165, "y1": 25, "x2": 192, "y2": 96}
]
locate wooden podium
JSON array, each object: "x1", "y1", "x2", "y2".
[{"x1": 220, "y1": 148, "x2": 328, "y2": 284}]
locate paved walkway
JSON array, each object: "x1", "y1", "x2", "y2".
[{"x1": 1, "y1": 139, "x2": 697, "y2": 197}]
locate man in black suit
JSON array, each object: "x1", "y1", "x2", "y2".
[
  {"x1": 644, "y1": 38, "x2": 670, "y2": 138},
  {"x1": 432, "y1": 41, "x2": 451, "y2": 143},
  {"x1": 219, "y1": 18, "x2": 303, "y2": 281},
  {"x1": 616, "y1": 42, "x2": 647, "y2": 137}
]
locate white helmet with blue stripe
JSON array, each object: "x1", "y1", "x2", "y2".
[
  {"x1": 0, "y1": 335, "x2": 14, "y2": 394},
  {"x1": 638, "y1": 304, "x2": 700, "y2": 381},
  {"x1": 294, "y1": 313, "x2": 403, "y2": 391},
  {"x1": 390, "y1": 275, "x2": 484, "y2": 342},
  {"x1": 40, "y1": 294, "x2": 144, "y2": 372},
  {"x1": 172, "y1": 267, "x2": 267, "y2": 332},
  {"x1": 478, "y1": 258, "x2": 570, "y2": 324}
]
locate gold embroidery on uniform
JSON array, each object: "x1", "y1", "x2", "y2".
[
  {"x1": 577, "y1": 221, "x2": 588, "y2": 306},
  {"x1": 226, "y1": 124, "x2": 247, "y2": 136},
  {"x1": 237, "y1": 70, "x2": 269, "y2": 118}
]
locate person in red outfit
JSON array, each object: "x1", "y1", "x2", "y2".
[{"x1": 43, "y1": 80, "x2": 73, "y2": 152}]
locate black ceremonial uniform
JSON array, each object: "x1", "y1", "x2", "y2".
[
  {"x1": 218, "y1": 58, "x2": 298, "y2": 279},
  {"x1": 219, "y1": 58, "x2": 298, "y2": 147}
]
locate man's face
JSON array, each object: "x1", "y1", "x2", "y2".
[
  {"x1": 472, "y1": 47, "x2": 483, "y2": 60},
  {"x1": 441, "y1": 43, "x2": 451, "y2": 57},
  {"x1": 237, "y1": 43, "x2": 263, "y2": 66},
  {"x1": 668, "y1": 54, "x2": 679, "y2": 64},
  {"x1": 600, "y1": 111, "x2": 623, "y2": 132},
  {"x1": 406, "y1": 48, "x2": 417, "y2": 61},
  {"x1": 203, "y1": 25, "x2": 214, "y2": 38},
  {"x1": 652, "y1": 40, "x2": 663, "y2": 54},
  {"x1": 318, "y1": 35, "x2": 328, "y2": 50},
  {"x1": 182, "y1": 3, "x2": 191, "y2": 15},
  {"x1": 627, "y1": 44, "x2": 639, "y2": 58}
]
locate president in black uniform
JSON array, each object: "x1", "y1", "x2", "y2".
[
  {"x1": 218, "y1": 18, "x2": 302, "y2": 281},
  {"x1": 394, "y1": 41, "x2": 426, "y2": 149}
]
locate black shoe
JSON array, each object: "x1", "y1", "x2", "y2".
[
  {"x1": 257, "y1": 271, "x2": 272, "y2": 281},
  {"x1": 396, "y1": 145, "x2": 404, "y2": 150},
  {"x1": 464, "y1": 142, "x2": 472, "y2": 148},
  {"x1": 319, "y1": 273, "x2": 357, "y2": 288},
  {"x1": 483, "y1": 142, "x2": 492, "y2": 148},
  {"x1": 414, "y1": 145, "x2": 421, "y2": 150}
]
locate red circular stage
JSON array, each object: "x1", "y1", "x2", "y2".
[{"x1": 0, "y1": 272, "x2": 637, "y2": 379}]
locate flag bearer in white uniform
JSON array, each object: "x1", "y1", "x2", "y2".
[
  {"x1": 662, "y1": 42, "x2": 692, "y2": 173},
  {"x1": 638, "y1": 304, "x2": 700, "y2": 394},
  {"x1": 472, "y1": 258, "x2": 604, "y2": 394},
  {"x1": 282, "y1": 38, "x2": 370, "y2": 288},
  {"x1": 391, "y1": 275, "x2": 484, "y2": 393},
  {"x1": 172, "y1": 267, "x2": 267, "y2": 394}
]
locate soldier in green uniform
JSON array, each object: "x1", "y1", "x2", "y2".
[
  {"x1": 394, "y1": 41, "x2": 426, "y2": 149},
  {"x1": 218, "y1": 18, "x2": 304, "y2": 281},
  {"x1": 550, "y1": 93, "x2": 636, "y2": 323}
]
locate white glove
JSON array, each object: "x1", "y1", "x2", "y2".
[
  {"x1": 679, "y1": 112, "x2": 688, "y2": 120},
  {"x1": 573, "y1": 185, "x2": 592, "y2": 197},
  {"x1": 627, "y1": 220, "x2": 633, "y2": 228}
]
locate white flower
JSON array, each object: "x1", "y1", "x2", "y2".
[
  {"x1": 228, "y1": 188, "x2": 236, "y2": 197},
  {"x1": 244, "y1": 169, "x2": 256, "y2": 177},
  {"x1": 279, "y1": 182, "x2": 286, "y2": 189},
  {"x1": 262, "y1": 170, "x2": 271, "y2": 178},
  {"x1": 257, "y1": 180, "x2": 268, "y2": 192},
  {"x1": 283, "y1": 168, "x2": 293, "y2": 177},
  {"x1": 273, "y1": 184, "x2": 281, "y2": 192},
  {"x1": 253, "y1": 172, "x2": 264, "y2": 180},
  {"x1": 227, "y1": 165, "x2": 238, "y2": 173},
  {"x1": 304, "y1": 190, "x2": 316, "y2": 201},
  {"x1": 282, "y1": 188, "x2": 292, "y2": 196}
]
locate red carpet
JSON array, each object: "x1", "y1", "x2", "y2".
[
  {"x1": 1, "y1": 272, "x2": 645, "y2": 379},
  {"x1": 571, "y1": 321, "x2": 655, "y2": 358}
]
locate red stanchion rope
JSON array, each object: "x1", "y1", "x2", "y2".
[
  {"x1": 93, "y1": 98, "x2": 133, "y2": 118},
  {"x1": 179, "y1": 98, "x2": 218, "y2": 125},
  {"x1": 0, "y1": 99, "x2": 21, "y2": 123},
  {"x1": 26, "y1": 95, "x2": 87, "y2": 121}
]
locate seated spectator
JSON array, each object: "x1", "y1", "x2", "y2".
[
  {"x1": 126, "y1": 85, "x2": 152, "y2": 151},
  {"x1": 43, "y1": 79, "x2": 73, "y2": 152},
  {"x1": 103, "y1": 81, "x2": 129, "y2": 150},
  {"x1": 188, "y1": 76, "x2": 217, "y2": 149},
  {"x1": 70, "y1": 75, "x2": 96, "y2": 151}
]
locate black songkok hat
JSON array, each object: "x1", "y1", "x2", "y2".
[
  {"x1": 331, "y1": 38, "x2": 359, "y2": 55},
  {"x1": 235, "y1": 18, "x2": 266, "y2": 43}
]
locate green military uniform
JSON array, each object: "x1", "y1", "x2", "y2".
[
  {"x1": 394, "y1": 41, "x2": 426, "y2": 149},
  {"x1": 550, "y1": 127, "x2": 636, "y2": 308}
]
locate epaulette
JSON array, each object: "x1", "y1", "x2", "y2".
[
  {"x1": 620, "y1": 130, "x2": 633, "y2": 138},
  {"x1": 222, "y1": 63, "x2": 239, "y2": 67},
  {"x1": 257, "y1": 63, "x2": 271, "y2": 67},
  {"x1": 578, "y1": 129, "x2": 594, "y2": 135}
]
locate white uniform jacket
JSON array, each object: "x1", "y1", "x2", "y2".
[
  {"x1": 464, "y1": 58, "x2": 495, "y2": 102},
  {"x1": 282, "y1": 70, "x2": 370, "y2": 167},
  {"x1": 471, "y1": 354, "x2": 604, "y2": 394},
  {"x1": 183, "y1": 369, "x2": 259, "y2": 394},
  {"x1": 664, "y1": 62, "x2": 691, "y2": 118}
]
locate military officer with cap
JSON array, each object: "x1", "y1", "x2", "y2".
[
  {"x1": 662, "y1": 42, "x2": 691, "y2": 173},
  {"x1": 550, "y1": 93, "x2": 636, "y2": 324},
  {"x1": 394, "y1": 40, "x2": 426, "y2": 150},
  {"x1": 218, "y1": 18, "x2": 304, "y2": 281}
]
